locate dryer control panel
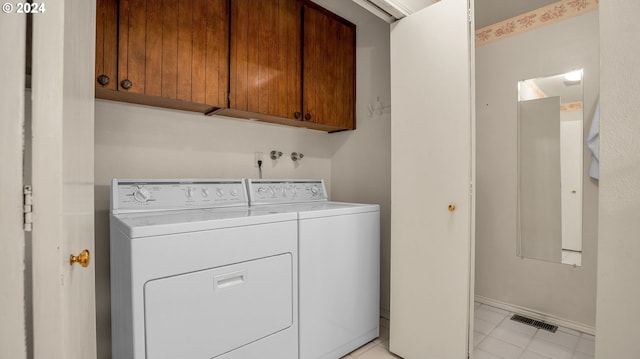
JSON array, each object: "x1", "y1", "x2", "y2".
[
  {"x1": 111, "y1": 179, "x2": 248, "y2": 213},
  {"x1": 247, "y1": 179, "x2": 327, "y2": 205}
]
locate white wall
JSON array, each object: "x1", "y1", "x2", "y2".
[
  {"x1": 94, "y1": 3, "x2": 391, "y2": 357},
  {"x1": 475, "y1": 11, "x2": 599, "y2": 327},
  {"x1": 595, "y1": 2, "x2": 640, "y2": 357},
  {"x1": 326, "y1": 4, "x2": 391, "y2": 318}
]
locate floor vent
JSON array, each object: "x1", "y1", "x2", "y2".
[{"x1": 510, "y1": 314, "x2": 558, "y2": 333}]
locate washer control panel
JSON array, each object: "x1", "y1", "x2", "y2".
[
  {"x1": 247, "y1": 179, "x2": 327, "y2": 205},
  {"x1": 111, "y1": 179, "x2": 248, "y2": 213}
]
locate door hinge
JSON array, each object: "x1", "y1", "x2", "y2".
[
  {"x1": 23, "y1": 185, "x2": 33, "y2": 232},
  {"x1": 468, "y1": 8, "x2": 472, "y2": 23}
]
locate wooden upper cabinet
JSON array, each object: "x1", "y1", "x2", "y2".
[
  {"x1": 303, "y1": 3, "x2": 356, "y2": 130},
  {"x1": 94, "y1": 0, "x2": 355, "y2": 131},
  {"x1": 228, "y1": 0, "x2": 356, "y2": 131},
  {"x1": 95, "y1": 0, "x2": 118, "y2": 91},
  {"x1": 229, "y1": 0, "x2": 302, "y2": 120},
  {"x1": 95, "y1": 0, "x2": 229, "y2": 111},
  {"x1": 118, "y1": 0, "x2": 229, "y2": 108}
]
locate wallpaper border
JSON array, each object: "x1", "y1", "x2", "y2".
[{"x1": 476, "y1": 0, "x2": 599, "y2": 47}]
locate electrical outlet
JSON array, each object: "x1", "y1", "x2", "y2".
[{"x1": 254, "y1": 152, "x2": 264, "y2": 167}]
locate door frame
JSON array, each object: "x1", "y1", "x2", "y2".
[
  {"x1": 0, "y1": 11, "x2": 28, "y2": 359},
  {"x1": 468, "y1": 0, "x2": 477, "y2": 354}
]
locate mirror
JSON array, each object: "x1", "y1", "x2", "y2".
[{"x1": 517, "y1": 69, "x2": 584, "y2": 266}]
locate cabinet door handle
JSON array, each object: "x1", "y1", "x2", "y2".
[
  {"x1": 97, "y1": 74, "x2": 110, "y2": 86},
  {"x1": 304, "y1": 113, "x2": 312, "y2": 121},
  {"x1": 120, "y1": 79, "x2": 133, "y2": 90},
  {"x1": 294, "y1": 112, "x2": 301, "y2": 119}
]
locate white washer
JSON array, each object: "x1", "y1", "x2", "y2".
[
  {"x1": 247, "y1": 179, "x2": 380, "y2": 359},
  {"x1": 110, "y1": 179, "x2": 298, "y2": 359}
]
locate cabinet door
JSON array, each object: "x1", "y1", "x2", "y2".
[
  {"x1": 390, "y1": 0, "x2": 474, "y2": 358},
  {"x1": 303, "y1": 3, "x2": 355, "y2": 130},
  {"x1": 95, "y1": 0, "x2": 118, "y2": 90},
  {"x1": 229, "y1": 0, "x2": 302, "y2": 120},
  {"x1": 118, "y1": 0, "x2": 228, "y2": 108}
]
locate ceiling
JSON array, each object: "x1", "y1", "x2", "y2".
[
  {"x1": 320, "y1": 0, "x2": 562, "y2": 30},
  {"x1": 474, "y1": 0, "x2": 559, "y2": 29}
]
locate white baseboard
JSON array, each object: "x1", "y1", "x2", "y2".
[{"x1": 474, "y1": 295, "x2": 596, "y2": 336}]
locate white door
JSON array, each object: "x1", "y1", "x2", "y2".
[
  {"x1": 390, "y1": 0, "x2": 474, "y2": 358},
  {"x1": 0, "y1": 13, "x2": 27, "y2": 359},
  {"x1": 560, "y1": 120, "x2": 583, "y2": 252},
  {"x1": 30, "y1": 0, "x2": 97, "y2": 358}
]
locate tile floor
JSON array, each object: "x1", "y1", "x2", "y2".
[
  {"x1": 340, "y1": 317, "x2": 399, "y2": 359},
  {"x1": 340, "y1": 303, "x2": 595, "y2": 359},
  {"x1": 473, "y1": 303, "x2": 595, "y2": 359}
]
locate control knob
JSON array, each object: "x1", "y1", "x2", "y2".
[
  {"x1": 185, "y1": 188, "x2": 195, "y2": 199},
  {"x1": 201, "y1": 189, "x2": 209, "y2": 198},
  {"x1": 230, "y1": 189, "x2": 239, "y2": 197},
  {"x1": 133, "y1": 188, "x2": 151, "y2": 203},
  {"x1": 216, "y1": 188, "x2": 225, "y2": 198}
]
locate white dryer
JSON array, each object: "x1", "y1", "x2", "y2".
[
  {"x1": 247, "y1": 179, "x2": 380, "y2": 359},
  {"x1": 110, "y1": 179, "x2": 298, "y2": 359}
]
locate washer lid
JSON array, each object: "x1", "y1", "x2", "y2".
[{"x1": 111, "y1": 207, "x2": 297, "y2": 238}]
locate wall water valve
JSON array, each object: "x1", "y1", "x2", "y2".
[{"x1": 270, "y1": 150, "x2": 283, "y2": 160}]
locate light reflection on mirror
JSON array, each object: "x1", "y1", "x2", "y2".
[{"x1": 517, "y1": 69, "x2": 584, "y2": 266}]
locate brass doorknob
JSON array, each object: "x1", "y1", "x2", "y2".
[
  {"x1": 448, "y1": 204, "x2": 456, "y2": 212},
  {"x1": 70, "y1": 250, "x2": 90, "y2": 268}
]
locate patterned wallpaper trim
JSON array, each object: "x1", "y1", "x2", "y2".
[
  {"x1": 561, "y1": 101, "x2": 584, "y2": 112},
  {"x1": 476, "y1": 0, "x2": 598, "y2": 47}
]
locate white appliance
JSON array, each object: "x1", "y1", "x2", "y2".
[
  {"x1": 110, "y1": 179, "x2": 298, "y2": 359},
  {"x1": 247, "y1": 179, "x2": 380, "y2": 359}
]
